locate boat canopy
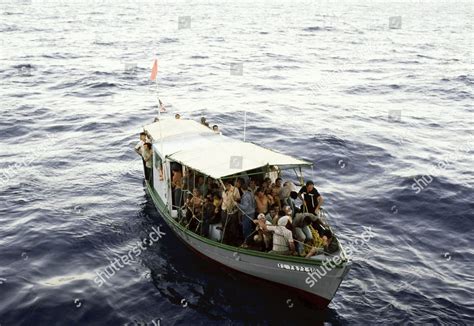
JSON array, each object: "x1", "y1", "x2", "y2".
[{"x1": 144, "y1": 118, "x2": 312, "y2": 179}]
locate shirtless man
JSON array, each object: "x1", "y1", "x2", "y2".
[
  {"x1": 255, "y1": 187, "x2": 270, "y2": 214},
  {"x1": 271, "y1": 177, "x2": 282, "y2": 210}
]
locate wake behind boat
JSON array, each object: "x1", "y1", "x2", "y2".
[{"x1": 136, "y1": 116, "x2": 351, "y2": 308}]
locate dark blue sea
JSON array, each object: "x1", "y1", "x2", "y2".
[{"x1": 0, "y1": 0, "x2": 473, "y2": 325}]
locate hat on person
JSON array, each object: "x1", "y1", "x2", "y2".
[
  {"x1": 257, "y1": 213, "x2": 266, "y2": 220},
  {"x1": 306, "y1": 180, "x2": 314, "y2": 186},
  {"x1": 278, "y1": 216, "x2": 290, "y2": 227}
]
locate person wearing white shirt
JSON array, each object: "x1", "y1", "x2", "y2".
[{"x1": 257, "y1": 215, "x2": 295, "y2": 255}]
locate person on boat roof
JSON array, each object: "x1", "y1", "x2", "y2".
[
  {"x1": 298, "y1": 180, "x2": 324, "y2": 215},
  {"x1": 256, "y1": 215, "x2": 296, "y2": 256},
  {"x1": 200, "y1": 117, "x2": 210, "y2": 128},
  {"x1": 134, "y1": 132, "x2": 147, "y2": 178},
  {"x1": 212, "y1": 124, "x2": 221, "y2": 134}
]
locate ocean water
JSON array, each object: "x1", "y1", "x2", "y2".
[{"x1": 0, "y1": 0, "x2": 473, "y2": 325}]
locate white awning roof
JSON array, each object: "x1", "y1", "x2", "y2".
[{"x1": 144, "y1": 118, "x2": 311, "y2": 179}]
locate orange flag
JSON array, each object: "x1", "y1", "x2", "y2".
[{"x1": 150, "y1": 59, "x2": 158, "y2": 81}]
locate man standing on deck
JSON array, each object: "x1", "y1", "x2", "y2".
[
  {"x1": 237, "y1": 182, "x2": 256, "y2": 245},
  {"x1": 221, "y1": 180, "x2": 241, "y2": 245},
  {"x1": 134, "y1": 132, "x2": 147, "y2": 177},
  {"x1": 142, "y1": 143, "x2": 153, "y2": 186},
  {"x1": 298, "y1": 180, "x2": 324, "y2": 215}
]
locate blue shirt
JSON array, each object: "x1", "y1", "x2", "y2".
[{"x1": 238, "y1": 190, "x2": 256, "y2": 218}]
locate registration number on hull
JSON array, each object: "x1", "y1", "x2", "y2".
[{"x1": 277, "y1": 263, "x2": 315, "y2": 273}]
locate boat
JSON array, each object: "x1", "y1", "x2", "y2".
[{"x1": 140, "y1": 117, "x2": 351, "y2": 308}]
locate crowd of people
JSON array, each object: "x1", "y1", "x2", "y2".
[
  {"x1": 172, "y1": 168, "x2": 339, "y2": 258},
  {"x1": 175, "y1": 114, "x2": 221, "y2": 134},
  {"x1": 134, "y1": 117, "x2": 339, "y2": 259}
]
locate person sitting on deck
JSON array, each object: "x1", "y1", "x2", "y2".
[
  {"x1": 306, "y1": 229, "x2": 340, "y2": 258},
  {"x1": 298, "y1": 180, "x2": 324, "y2": 215},
  {"x1": 237, "y1": 182, "x2": 256, "y2": 246},
  {"x1": 255, "y1": 188, "x2": 270, "y2": 215},
  {"x1": 256, "y1": 215, "x2": 296, "y2": 256},
  {"x1": 265, "y1": 204, "x2": 279, "y2": 225},
  {"x1": 221, "y1": 180, "x2": 241, "y2": 246},
  {"x1": 252, "y1": 213, "x2": 272, "y2": 251},
  {"x1": 142, "y1": 143, "x2": 153, "y2": 185},
  {"x1": 292, "y1": 212, "x2": 320, "y2": 255}
]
